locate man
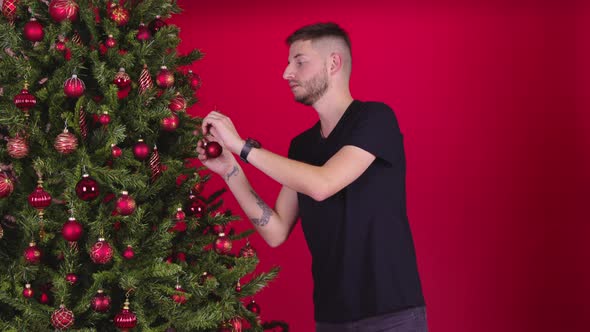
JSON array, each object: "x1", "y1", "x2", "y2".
[{"x1": 197, "y1": 22, "x2": 427, "y2": 331}]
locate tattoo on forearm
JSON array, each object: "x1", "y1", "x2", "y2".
[
  {"x1": 250, "y1": 189, "x2": 272, "y2": 227},
  {"x1": 225, "y1": 165, "x2": 239, "y2": 181}
]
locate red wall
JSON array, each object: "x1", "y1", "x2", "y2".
[{"x1": 171, "y1": 1, "x2": 590, "y2": 331}]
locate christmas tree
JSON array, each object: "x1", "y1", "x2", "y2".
[{"x1": 0, "y1": 0, "x2": 283, "y2": 331}]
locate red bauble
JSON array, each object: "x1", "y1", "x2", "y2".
[
  {"x1": 156, "y1": 66, "x2": 174, "y2": 88},
  {"x1": 204, "y1": 141, "x2": 223, "y2": 158},
  {"x1": 116, "y1": 191, "x2": 136, "y2": 215},
  {"x1": 2, "y1": 0, "x2": 18, "y2": 23},
  {"x1": 176, "y1": 252, "x2": 186, "y2": 262},
  {"x1": 185, "y1": 196, "x2": 206, "y2": 218},
  {"x1": 113, "y1": 68, "x2": 131, "y2": 89},
  {"x1": 246, "y1": 299, "x2": 261, "y2": 315},
  {"x1": 61, "y1": 217, "x2": 83, "y2": 241},
  {"x1": 111, "y1": 144, "x2": 122, "y2": 158},
  {"x1": 109, "y1": 4, "x2": 129, "y2": 26},
  {"x1": 14, "y1": 87, "x2": 37, "y2": 115},
  {"x1": 24, "y1": 242, "x2": 42, "y2": 264},
  {"x1": 54, "y1": 128, "x2": 78, "y2": 154},
  {"x1": 91, "y1": 290, "x2": 111, "y2": 312},
  {"x1": 98, "y1": 111, "x2": 111, "y2": 126},
  {"x1": 136, "y1": 22, "x2": 151, "y2": 41},
  {"x1": 24, "y1": 18, "x2": 44, "y2": 42},
  {"x1": 169, "y1": 94, "x2": 186, "y2": 112},
  {"x1": 49, "y1": 0, "x2": 79, "y2": 22},
  {"x1": 175, "y1": 208, "x2": 185, "y2": 221},
  {"x1": 65, "y1": 273, "x2": 78, "y2": 284},
  {"x1": 75, "y1": 174, "x2": 100, "y2": 201},
  {"x1": 214, "y1": 232, "x2": 232, "y2": 254},
  {"x1": 64, "y1": 74, "x2": 85, "y2": 98},
  {"x1": 105, "y1": 34, "x2": 116, "y2": 48},
  {"x1": 51, "y1": 304, "x2": 75, "y2": 330},
  {"x1": 123, "y1": 245, "x2": 134, "y2": 260},
  {"x1": 212, "y1": 224, "x2": 225, "y2": 235},
  {"x1": 23, "y1": 284, "x2": 34, "y2": 298},
  {"x1": 90, "y1": 238, "x2": 113, "y2": 264},
  {"x1": 170, "y1": 220, "x2": 187, "y2": 233},
  {"x1": 28, "y1": 184, "x2": 51, "y2": 210},
  {"x1": 7, "y1": 136, "x2": 29, "y2": 159},
  {"x1": 160, "y1": 113, "x2": 179, "y2": 132},
  {"x1": 149, "y1": 15, "x2": 167, "y2": 34},
  {"x1": 0, "y1": 173, "x2": 14, "y2": 198},
  {"x1": 117, "y1": 84, "x2": 131, "y2": 99},
  {"x1": 55, "y1": 40, "x2": 66, "y2": 52},
  {"x1": 39, "y1": 292, "x2": 50, "y2": 304},
  {"x1": 187, "y1": 70, "x2": 201, "y2": 91},
  {"x1": 133, "y1": 139, "x2": 150, "y2": 160},
  {"x1": 240, "y1": 242, "x2": 257, "y2": 258},
  {"x1": 235, "y1": 280, "x2": 242, "y2": 292},
  {"x1": 192, "y1": 181, "x2": 204, "y2": 195},
  {"x1": 114, "y1": 300, "x2": 137, "y2": 329},
  {"x1": 171, "y1": 284, "x2": 187, "y2": 304}
]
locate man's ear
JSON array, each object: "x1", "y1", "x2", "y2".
[{"x1": 329, "y1": 52, "x2": 343, "y2": 74}]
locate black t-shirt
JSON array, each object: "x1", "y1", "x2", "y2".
[{"x1": 288, "y1": 100, "x2": 425, "y2": 323}]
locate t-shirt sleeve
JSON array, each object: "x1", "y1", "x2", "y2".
[{"x1": 343, "y1": 102, "x2": 403, "y2": 166}]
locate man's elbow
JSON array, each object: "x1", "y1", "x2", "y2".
[{"x1": 265, "y1": 235, "x2": 287, "y2": 248}]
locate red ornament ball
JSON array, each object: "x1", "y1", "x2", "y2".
[
  {"x1": 23, "y1": 284, "x2": 34, "y2": 298},
  {"x1": 185, "y1": 196, "x2": 206, "y2": 218},
  {"x1": 123, "y1": 245, "x2": 134, "y2": 260},
  {"x1": 49, "y1": 0, "x2": 79, "y2": 22},
  {"x1": 55, "y1": 40, "x2": 67, "y2": 52},
  {"x1": 65, "y1": 273, "x2": 78, "y2": 285},
  {"x1": 170, "y1": 220, "x2": 187, "y2": 233},
  {"x1": 24, "y1": 19, "x2": 44, "y2": 42},
  {"x1": 2, "y1": 0, "x2": 18, "y2": 23},
  {"x1": 54, "y1": 129, "x2": 78, "y2": 154},
  {"x1": 24, "y1": 242, "x2": 42, "y2": 264},
  {"x1": 51, "y1": 304, "x2": 75, "y2": 330},
  {"x1": 28, "y1": 184, "x2": 52, "y2": 210},
  {"x1": 169, "y1": 94, "x2": 186, "y2": 112},
  {"x1": 0, "y1": 173, "x2": 14, "y2": 198},
  {"x1": 156, "y1": 66, "x2": 174, "y2": 88},
  {"x1": 136, "y1": 23, "x2": 151, "y2": 41},
  {"x1": 171, "y1": 285, "x2": 187, "y2": 304},
  {"x1": 39, "y1": 292, "x2": 50, "y2": 304},
  {"x1": 64, "y1": 74, "x2": 85, "y2": 98},
  {"x1": 90, "y1": 238, "x2": 113, "y2": 264},
  {"x1": 214, "y1": 232, "x2": 232, "y2": 254},
  {"x1": 116, "y1": 191, "x2": 136, "y2": 216},
  {"x1": 246, "y1": 299, "x2": 261, "y2": 315},
  {"x1": 111, "y1": 144, "x2": 122, "y2": 158},
  {"x1": 149, "y1": 15, "x2": 167, "y2": 34},
  {"x1": 204, "y1": 141, "x2": 223, "y2": 158},
  {"x1": 175, "y1": 208, "x2": 186, "y2": 221},
  {"x1": 187, "y1": 70, "x2": 201, "y2": 91},
  {"x1": 76, "y1": 174, "x2": 100, "y2": 201},
  {"x1": 160, "y1": 113, "x2": 179, "y2": 132},
  {"x1": 105, "y1": 34, "x2": 116, "y2": 48},
  {"x1": 113, "y1": 68, "x2": 131, "y2": 89},
  {"x1": 61, "y1": 217, "x2": 84, "y2": 242},
  {"x1": 98, "y1": 112, "x2": 111, "y2": 126},
  {"x1": 91, "y1": 290, "x2": 111, "y2": 312},
  {"x1": 114, "y1": 301, "x2": 137, "y2": 329},
  {"x1": 240, "y1": 242, "x2": 257, "y2": 258},
  {"x1": 7, "y1": 136, "x2": 29, "y2": 159},
  {"x1": 133, "y1": 139, "x2": 150, "y2": 160},
  {"x1": 109, "y1": 4, "x2": 129, "y2": 26}
]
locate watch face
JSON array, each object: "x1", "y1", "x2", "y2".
[{"x1": 247, "y1": 138, "x2": 261, "y2": 148}]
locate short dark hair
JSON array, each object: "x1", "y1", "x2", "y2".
[{"x1": 286, "y1": 22, "x2": 351, "y2": 53}]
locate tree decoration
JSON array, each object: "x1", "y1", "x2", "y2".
[
  {"x1": 156, "y1": 66, "x2": 174, "y2": 88},
  {"x1": 0, "y1": 172, "x2": 15, "y2": 198},
  {"x1": 49, "y1": 0, "x2": 79, "y2": 22},
  {"x1": 13, "y1": 84, "x2": 37, "y2": 116},
  {"x1": 149, "y1": 146, "x2": 162, "y2": 182},
  {"x1": 90, "y1": 237, "x2": 113, "y2": 264},
  {"x1": 54, "y1": 128, "x2": 78, "y2": 154},
  {"x1": 139, "y1": 64, "x2": 153, "y2": 93},
  {"x1": 7, "y1": 135, "x2": 29, "y2": 159},
  {"x1": 23, "y1": 18, "x2": 44, "y2": 42},
  {"x1": 64, "y1": 74, "x2": 85, "y2": 98},
  {"x1": 149, "y1": 15, "x2": 167, "y2": 34},
  {"x1": 114, "y1": 297, "x2": 137, "y2": 330},
  {"x1": 214, "y1": 232, "x2": 232, "y2": 254},
  {"x1": 75, "y1": 173, "x2": 100, "y2": 201},
  {"x1": 116, "y1": 191, "x2": 136, "y2": 215},
  {"x1": 91, "y1": 289, "x2": 111, "y2": 312},
  {"x1": 51, "y1": 304, "x2": 75, "y2": 330},
  {"x1": 133, "y1": 139, "x2": 150, "y2": 160},
  {"x1": 24, "y1": 242, "x2": 42, "y2": 264},
  {"x1": 61, "y1": 217, "x2": 83, "y2": 242}
]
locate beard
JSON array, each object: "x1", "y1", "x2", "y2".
[{"x1": 293, "y1": 70, "x2": 329, "y2": 106}]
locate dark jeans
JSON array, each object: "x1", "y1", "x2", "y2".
[{"x1": 316, "y1": 306, "x2": 428, "y2": 332}]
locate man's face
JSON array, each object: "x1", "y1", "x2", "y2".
[{"x1": 283, "y1": 40, "x2": 329, "y2": 106}]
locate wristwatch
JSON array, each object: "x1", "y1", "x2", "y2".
[{"x1": 240, "y1": 138, "x2": 261, "y2": 163}]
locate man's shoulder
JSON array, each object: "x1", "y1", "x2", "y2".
[{"x1": 290, "y1": 122, "x2": 319, "y2": 145}]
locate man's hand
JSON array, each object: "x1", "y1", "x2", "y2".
[
  {"x1": 196, "y1": 139, "x2": 237, "y2": 177},
  {"x1": 201, "y1": 111, "x2": 244, "y2": 155}
]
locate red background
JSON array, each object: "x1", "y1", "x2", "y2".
[{"x1": 171, "y1": 1, "x2": 590, "y2": 331}]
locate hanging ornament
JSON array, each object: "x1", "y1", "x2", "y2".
[
  {"x1": 90, "y1": 237, "x2": 113, "y2": 264},
  {"x1": 185, "y1": 195, "x2": 206, "y2": 218},
  {"x1": 212, "y1": 224, "x2": 225, "y2": 235},
  {"x1": 246, "y1": 299, "x2": 261, "y2": 315},
  {"x1": 214, "y1": 232, "x2": 232, "y2": 254},
  {"x1": 160, "y1": 112, "x2": 179, "y2": 132},
  {"x1": 170, "y1": 219, "x2": 187, "y2": 233},
  {"x1": 235, "y1": 280, "x2": 242, "y2": 292},
  {"x1": 136, "y1": 22, "x2": 151, "y2": 41},
  {"x1": 65, "y1": 273, "x2": 78, "y2": 285},
  {"x1": 49, "y1": 0, "x2": 79, "y2": 22},
  {"x1": 2, "y1": 0, "x2": 18, "y2": 24},
  {"x1": 64, "y1": 74, "x2": 85, "y2": 98},
  {"x1": 114, "y1": 298, "x2": 137, "y2": 330},
  {"x1": 168, "y1": 94, "x2": 186, "y2": 112},
  {"x1": 71, "y1": 31, "x2": 82, "y2": 45},
  {"x1": 14, "y1": 84, "x2": 37, "y2": 116},
  {"x1": 230, "y1": 317, "x2": 243, "y2": 332},
  {"x1": 61, "y1": 217, "x2": 83, "y2": 242},
  {"x1": 156, "y1": 66, "x2": 174, "y2": 88},
  {"x1": 7, "y1": 135, "x2": 29, "y2": 159},
  {"x1": 24, "y1": 242, "x2": 42, "y2": 264},
  {"x1": 76, "y1": 173, "x2": 100, "y2": 201},
  {"x1": 192, "y1": 178, "x2": 204, "y2": 195},
  {"x1": 122, "y1": 245, "x2": 134, "y2": 260},
  {"x1": 109, "y1": 4, "x2": 129, "y2": 26},
  {"x1": 113, "y1": 68, "x2": 131, "y2": 89},
  {"x1": 204, "y1": 141, "x2": 223, "y2": 158},
  {"x1": 91, "y1": 289, "x2": 111, "y2": 312},
  {"x1": 111, "y1": 144, "x2": 122, "y2": 159},
  {"x1": 51, "y1": 304, "x2": 75, "y2": 330},
  {"x1": 55, "y1": 36, "x2": 67, "y2": 52},
  {"x1": 116, "y1": 191, "x2": 136, "y2": 215},
  {"x1": 149, "y1": 15, "x2": 167, "y2": 34},
  {"x1": 175, "y1": 208, "x2": 186, "y2": 221},
  {"x1": 39, "y1": 292, "x2": 50, "y2": 304},
  {"x1": 98, "y1": 111, "x2": 111, "y2": 126},
  {"x1": 149, "y1": 146, "x2": 162, "y2": 182},
  {"x1": 139, "y1": 64, "x2": 153, "y2": 94},
  {"x1": 78, "y1": 107, "x2": 88, "y2": 139},
  {"x1": 199, "y1": 271, "x2": 215, "y2": 285},
  {"x1": 105, "y1": 34, "x2": 116, "y2": 48},
  {"x1": 132, "y1": 139, "x2": 150, "y2": 160},
  {"x1": 0, "y1": 173, "x2": 15, "y2": 198},
  {"x1": 171, "y1": 284, "x2": 187, "y2": 304},
  {"x1": 54, "y1": 128, "x2": 78, "y2": 154},
  {"x1": 28, "y1": 181, "x2": 51, "y2": 211},
  {"x1": 187, "y1": 70, "x2": 202, "y2": 91},
  {"x1": 23, "y1": 283, "x2": 34, "y2": 298},
  {"x1": 23, "y1": 18, "x2": 44, "y2": 42},
  {"x1": 240, "y1": 241, "x2": 257, "y2": 258}
]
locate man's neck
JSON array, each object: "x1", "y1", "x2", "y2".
[{"x1": 314, "y1": 91, "x2": 354, "y2": 138}]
